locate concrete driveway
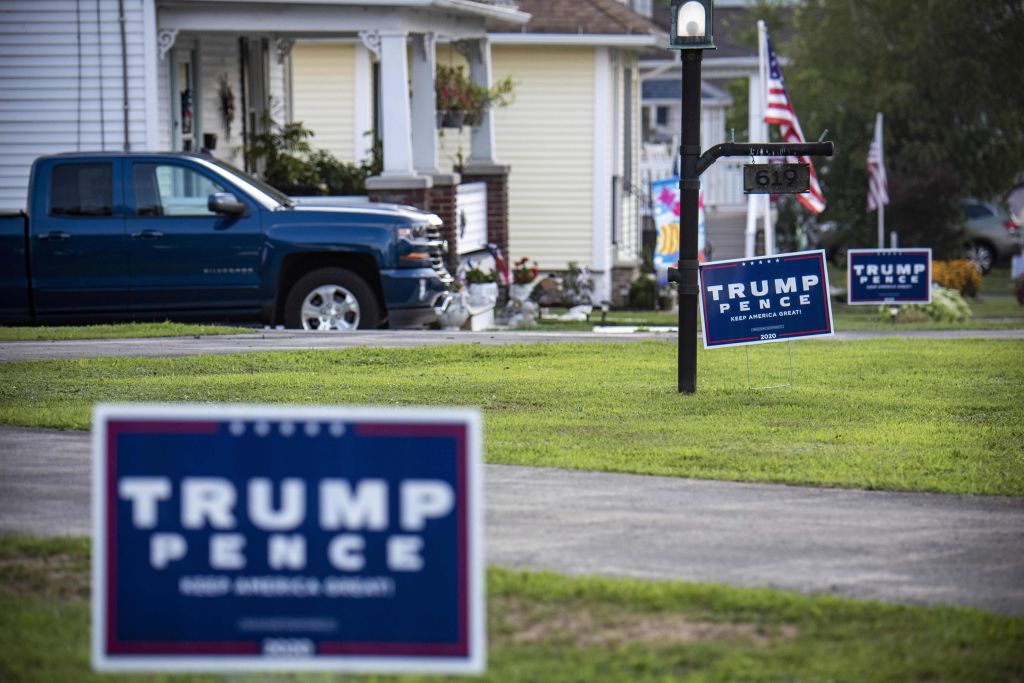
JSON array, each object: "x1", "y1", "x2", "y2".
[{"x1": 2, "y1": 425, "x2": 1022, "y2": 616}]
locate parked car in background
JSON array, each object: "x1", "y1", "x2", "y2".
[
  {"x1": 0, "y1": 153, "x2": 453, "y2": 329},
  {"x1": 962, "y1": 199, "x2": 1021, "y2": 273}
]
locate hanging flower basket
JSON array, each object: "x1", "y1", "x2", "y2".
[
  {"x1": 441, "y1": 109, "x2": 466, "y2": 129},
  {"x1": 435, "y1": 64, "x2": 517, "y2": 130}
]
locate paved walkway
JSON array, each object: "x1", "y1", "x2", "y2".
[
  {"x1": 1, "y1": 327, "x2": 1022, "y2": 362},
  {"x1": 2, "y1": 425, "x2": 1022, "y2": 616}
]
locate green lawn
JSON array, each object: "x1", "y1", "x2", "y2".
[
  {"x1": 536, "y1": 298, "x2": 1024, "y2": 332},
  {"x1": 1, "y1": 339, "x2": 1021, "y2": 496},
  {"x1": 0, "y1": 321, "x2": 254, "y2": 341},
  {"x1": 1, "y1": 536, "x2": 1020, "y2": 683},
  {"x1": 980, "y1": 266, "x2": 1016, "y2": 295},
  {"x1": 534, "y1": 262, "x2": 1024, "y2": 332}
]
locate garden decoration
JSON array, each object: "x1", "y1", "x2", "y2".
[
  {"x1": 497, "y1": 257, "x2": 541, "y2": 328},
  {"x1": 437, "y1": 279, "x2": 470, "y2": 330},
  {"x1": 509, "y1": 257, "x2": 539, "y2": 304}
]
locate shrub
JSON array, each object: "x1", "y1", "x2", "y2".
[
  {"x1": 308, "y1": 150, "x2": 371, "y2": 196},
  {"x1": 878, "y1": 286, "x2": 973, "y2": 323},
  {"x1": 243, "y1": 112, "x2": 379, "y2": 196},
  {"x1": 933, "y1": 259, "x2": 981, "y2": 297},
  {"x1": 464, "y1": 266, "x2": 497, "y2": 285},
  {"x1": 1014, "y1": 274, "x2": 1024, "y2": 306},
  {"x1": 628, "y1": 275, "x2": 658, "y2": 310}
]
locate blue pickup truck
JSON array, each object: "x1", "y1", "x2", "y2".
[{"x1": 0, "y1": 152, "x2": 453, "y2": 330}]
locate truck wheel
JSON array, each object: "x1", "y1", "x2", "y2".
[{"x1": 284, "y1": 268, "x2": 381, "y2": 331}]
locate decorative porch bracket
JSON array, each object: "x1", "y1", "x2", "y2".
[
  {"x1": 274, "y1": 38, "x2": 295, "y2": 65},
  {"x1": 157, "y1": 28, "x2": 179, "y2": 61},
  {"x1": 695, "y1": 141, "x2": 834, "y2": 176},
  {"x1": 357, "y1": 30, "x2": 381, "y2": 58}
]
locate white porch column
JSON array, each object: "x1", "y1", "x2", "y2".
[
  {"x1": 353, "y1": 43, "x2": 373, "y2": 164},
  {"x1": 455, "y1": 38, "x2": 498, "y2": 166},
  {"x1": 362, "y1": 30, "x2": 416, "y2": 178},
  {"x1": 410, "y1": 33, "x2": 440, "y2": 175}
]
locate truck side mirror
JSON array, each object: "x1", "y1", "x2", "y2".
[{"x1": 208, "y1": 192, "x2": 247, "y2": 216}]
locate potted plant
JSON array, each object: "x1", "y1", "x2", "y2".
[
  {"x1": 463, "y1": 265, "x2": 499, "y2": 310},
  {"x1": 436, "y1": 66, "x2": 517, "y2": 129},
  {"x1": 469, "y1": 75, "x2": 516, "y2": 127},
  {"x1": 435, "y1": 65, "x2": 472, "y2": 129},
  {"x1": 509, "y1": 257, "x2": 539, "y2": 304}
]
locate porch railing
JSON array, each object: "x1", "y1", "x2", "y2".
[{"x1": 640, "y1": 142, "x2": 747, "y2": 215}]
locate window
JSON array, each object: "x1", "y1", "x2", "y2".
[
  {"x1": 963, "y1": 202, "x2": 994, "y2": 220},
  {"x1": 49, "y1": 163, "x2": 113, "y2": 216},
  {"x1": 656, "y1": 106, "x2": 670, "y2": 126},
  {"x1": 132, "y1": 163, "x2": 226, "y2": 217}
]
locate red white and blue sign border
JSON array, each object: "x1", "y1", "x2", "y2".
[
  {"x1": 91, "y1": 403, "x2": 485, "y2": 675},
  {"x1": 698, "y1": 249, "x2": 835, "y2": 349},
  {"x1": 846, "y1": 248, "x2": 933, "y2": 305}
]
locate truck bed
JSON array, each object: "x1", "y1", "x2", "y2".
[{"x1": 0, "y1": 211, "x2": 32, "y2": 323}]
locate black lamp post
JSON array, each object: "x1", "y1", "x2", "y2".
[
  {"x1": 668, "y1": 0, "x2": 715, "y2": 394},
  {"x1": 665, "y1": 1, "x2": 834, "y2": 394}
]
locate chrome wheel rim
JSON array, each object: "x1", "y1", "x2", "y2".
[
  {"x1": 300, "y1": 284, "x2": 360, "y2": 331},
  {"x1": 967, "y1": 244, "x2": 993, "y2": 273}
]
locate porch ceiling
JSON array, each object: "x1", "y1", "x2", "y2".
[{"x1": 157, "y1": 1, "x2": 529, "y2": 37}]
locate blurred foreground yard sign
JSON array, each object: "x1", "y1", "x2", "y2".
[
  {"x1": 846, "y1": 248, "x2": 932, "y2": 305},
  {"x1": 92, "y1": 404, "x2": 484, "y2": 675},
  {"x1": 699, "y1": 250, "x2": 834, "y2": 348}
]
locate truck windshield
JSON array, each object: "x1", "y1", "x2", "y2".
[{"x1": 197, "y1": 158, "x2": 295, "y2": 209}]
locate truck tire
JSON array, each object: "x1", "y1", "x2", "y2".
[{"x1": 284, "y1": 267, "x2": 381, "y2": 331}]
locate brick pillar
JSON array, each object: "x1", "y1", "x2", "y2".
[
  {"x1": 365, "y1": 175, "x2": 433, "y2": 214},
  {"x1": 428, "y1": 173, "x2": 460, "y2": 271},
  {"x1": 460, "y1": 163, "x2": 510, "y2": 261}
]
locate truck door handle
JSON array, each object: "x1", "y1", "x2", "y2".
[
  {"x1": 37, "y1": 231, "x2": 70, "y2": 242},
  {"x1": 131, "y1": 229, "x2": 164, "y2": 240}
]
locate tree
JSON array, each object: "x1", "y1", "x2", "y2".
[{"x1": 746, "y1": 0, "x2": 1024, "y2": 256}]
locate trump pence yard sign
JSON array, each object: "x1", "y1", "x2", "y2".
[
  {"x1": 846, "y1": 248, "x2": 932, "y2": 305},
  {"x1": 699, "y1": 250, "x2": 834, "y2": 348},
  {"x1": 92, "y1": 404, "x2": 483, "y2": 674}
]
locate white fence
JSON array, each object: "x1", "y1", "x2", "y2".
[{"x1": 639, "y1": 143, "x2": 746, "y2": 214}]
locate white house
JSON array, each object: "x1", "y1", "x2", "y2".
[
  {"x1": 291, "y1": 0, "x2": 665, "y2": 302},
  {"x1": 1, "y1": 0, "x2": 669, "y2": 303},
  {"x1": 0, "y1": 0, "x2": 527, "y2": 213}
]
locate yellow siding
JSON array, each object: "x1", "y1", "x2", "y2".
[
  {"x1": 291, "y1": 43, "x2": 356, "y2": 162},
  {"x1": 491, "y1": 46, "x2": 595, "y2": 270}
]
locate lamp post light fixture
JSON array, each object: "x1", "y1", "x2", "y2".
[{"x1": 669, "y1": 0, "x2": 715, "y2": 51}]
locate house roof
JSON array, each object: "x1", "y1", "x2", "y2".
[
  {"x1": 508, "y1": 0, "x2": 662, "y2": 37},
  {"x1": 643, "y1": 79, "x2": 732, "y2": 105}
]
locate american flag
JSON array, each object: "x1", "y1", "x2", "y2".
[
  {"x1": 764, "y1": 34, "x2": 826, "y2": 215},
  {"x1": 867, "y1": 113, "x2": 889, "y2": 211}
]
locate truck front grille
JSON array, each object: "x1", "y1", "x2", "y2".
[{"x1": 426, "y1": 224, "x2": 454, "y2": 284}]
